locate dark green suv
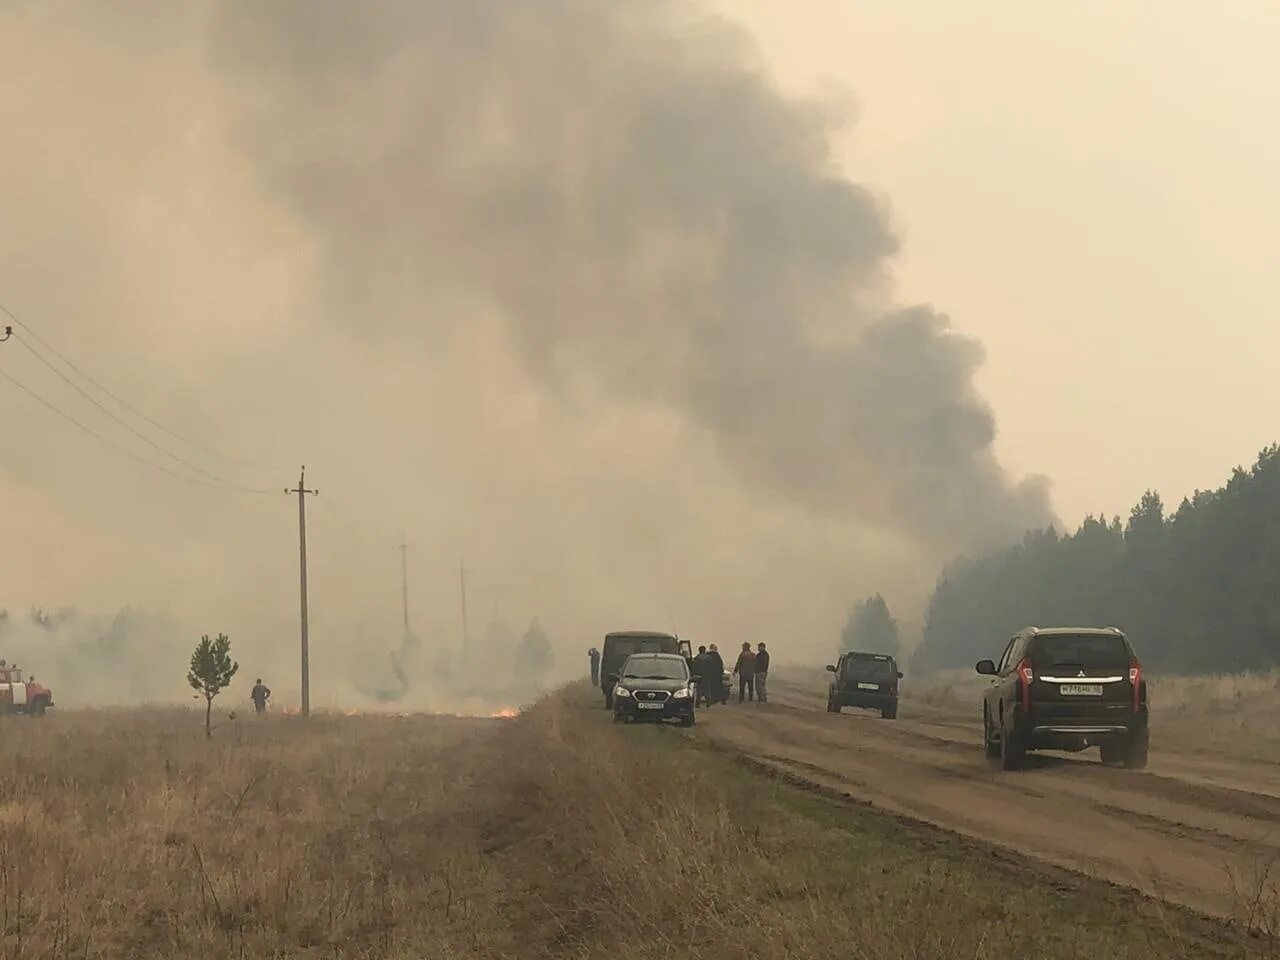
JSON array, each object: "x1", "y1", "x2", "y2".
[{"x1": 826, "y1": 652, "x2": 901, "y2": 719}]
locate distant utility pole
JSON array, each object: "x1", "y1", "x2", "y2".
[
  {"x1": 285, "y1": 467, "x2": 318, "y2": 716},
  {"x1": 397, "y1": 533, "x2": 412, "y2": 641},
  {"x1": 459, "y1": 560, "x2": 470, "y2": 669}
]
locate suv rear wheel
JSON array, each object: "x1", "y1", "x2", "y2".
[
  {"x1": 881, "y1": 705, "x2": 897, "y2": 720},
  {"x1": 1102, "y1": 728, "x2": 1149, "y2": 769},
  {"x1": 999, "y1": 708, "x2": 1026, "y2": 771},
  {"x1": 827, "y1": 697, "x2": 841, "y2": 714},
  {"x1": 603, "y1": 690, "x2": 613, "y2": 710},
  {"x1": 983, "y1": 707, "x2": 1001, "y2": 760},
  {"x1": 1124, "y1": 727, "x2": 1150, "y2": 769}
]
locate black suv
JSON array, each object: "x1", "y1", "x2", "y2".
[
  {"x1": 976, "y1": 626, "x2": 1149, "y2": 771},
  {"x1": 612, "y1": 653, "x2": 695, "y2": 727},
  {"x1": 825, "y1": 651, "x2": 901, "y2": 719}
]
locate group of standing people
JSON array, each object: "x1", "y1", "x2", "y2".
[
  {"x1": 731, "y1": 642, "x2": 769, "y2": 703},
  {"x1": 690, "y1": 644, "x2": 725, "y2": 706},
  {"x1": 691, "y1": 641, "x2": 769, "y2": 706}
]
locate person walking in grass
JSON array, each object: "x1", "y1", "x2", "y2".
[
  {"x1": 733, "y1": 642, "x2": 756, "y2": 703},
  {"x1": 250, "y1": 678, "x2": 271, "y2": 714},
  {"x1": 754, "y1": 642, "x2": 770, "y2": 703},
  {"x1": 588, "y1": 647, "x2": 601, "y2": 686}
]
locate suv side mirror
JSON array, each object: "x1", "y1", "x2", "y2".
[
  {"x1": 975, "y1": 659, "x2": 997, "y2": 676},
  {"x1": 897, "y1": 672, "x2": 904, "y2": 679},
  {"x1": 825, "y1": 664, "x2": 837, "y2": 673}
]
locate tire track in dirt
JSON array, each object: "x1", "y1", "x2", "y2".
[{"x1": 694, "y1": 680, "x2": 1280, "y2": 919}]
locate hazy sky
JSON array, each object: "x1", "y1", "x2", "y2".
[
  {"x1": 0, "y1": 2, "x2": 1275, "y2": 701},
  {"x1": 724, "y1": 0, "x2": 1280, "y2": 524}
]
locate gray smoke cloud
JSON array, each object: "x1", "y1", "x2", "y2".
[
  {"x1": 0, "y1": 1, "x2": 1051, "y2": 706},
  {"x1": 208, "y1": 0, "x2": 1051, "y2": 551}
]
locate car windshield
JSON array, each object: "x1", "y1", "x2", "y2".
[
  {"x1": 622, "y1": 659, "x2": 687, "y2": 680},
  {"x1": 844, "y1": 657, "x2": 896, "y2": 680},
  {"x1": 1031, "y1": 634, "x2": 1130, "y2": 668}
]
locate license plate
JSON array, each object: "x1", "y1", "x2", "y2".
[
  {"x1": 1060, "y1": 684, "x2": 1103, "y2": 696},
  {"x1": 637, "y1": 702, "x2": 665, "y2": 710},
  {"x1": 857, "y1": 682, "x2": 880, "y2": 691}
]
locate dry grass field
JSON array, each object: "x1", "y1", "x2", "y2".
[{"x1": 0, "y1": 690, "x2": 1264, "y2": 959}]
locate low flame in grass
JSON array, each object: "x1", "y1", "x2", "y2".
[
  {"x1": 343, "y1": 709, "x2": 360, "y2": 717},
  {"x1": 490, "y1": 707, "x2": 518, "y2": 719},
  {"x1": 282, "y1": 706, "x2": 299, "y2": 716}
]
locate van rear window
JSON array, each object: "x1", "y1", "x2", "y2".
[{"x1": 607, "y1": 637, "x2": 672, "y2": 657}]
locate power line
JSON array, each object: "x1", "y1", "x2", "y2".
[
  {"x1": 14, "y1": 335, "x2": 271, "y2": 493},
  {"x1": 0, "y1": 299, "x2": 268, "y2": 469},
  {"x1": 0, "y1": 364, "x2": 263, "y2": 492}
]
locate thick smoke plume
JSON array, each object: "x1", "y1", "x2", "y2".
[
  {"x1": 210, "y1": 0, "x2": 1050, "y2": 551},
  {"x1": 0, "y1": 2, "x2": 1051, "y2": 704}
]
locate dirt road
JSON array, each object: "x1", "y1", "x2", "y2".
[{"x1": 696, "y1": 677, "x2": 1280, "y2": 919}]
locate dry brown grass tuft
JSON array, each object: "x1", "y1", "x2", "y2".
[
  {"x1": 0, "y1": 695, "x2": 1257, "y2": 958},
  {"x1": 1149, "y1": 671, "x2": 1280, "y2": 761}
]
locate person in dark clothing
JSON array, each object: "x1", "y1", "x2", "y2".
[
  {"x1": 754, "y1": 642, "x2": 770, "y2": 703},
  {"x1": 588, "y1": 647, "x2": 600, "y2": 686},
  {"x1": 733, "y1": 642, "x2": 756, "y2": 702},
  {"x1": 705, "y1": 644, "x2": 725, "y2": 704},
  {"x1": 692, "y1": 645, "x2": 710, "y2": 707},
  {"x1": 250, "y1": 679, "x2": 271, "y2": 714}
]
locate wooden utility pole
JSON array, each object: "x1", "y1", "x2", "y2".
[
  {"x1": 286, "y1": 467, "x2": 318, "y2": 716},
  {"x1": 398, "y1": 533, "x2": 412, "y2": 641}
]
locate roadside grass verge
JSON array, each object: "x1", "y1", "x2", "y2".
[{"x1": 0, "y1": 694, "x2": 1263, "y2": 957}]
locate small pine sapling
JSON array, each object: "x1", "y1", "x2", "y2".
[{"x1": 188, "y1": 633, "x2": 239, "y2": 738}]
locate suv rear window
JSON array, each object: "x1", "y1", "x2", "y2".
[
  {"x1": 1030, "y1": 634, "x2": 1130, "y2": 669},
  {"x1": 844, "y1": 657, "x2": 896, "y2": 680}
]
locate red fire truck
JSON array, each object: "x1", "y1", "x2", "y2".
[{"x1": 0, "y1": 661, "x2": 53, "y2": 715}]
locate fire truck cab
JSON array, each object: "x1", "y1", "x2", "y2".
[{"x1": 0, "y1": 661, "x2": 53, "y2": 716}]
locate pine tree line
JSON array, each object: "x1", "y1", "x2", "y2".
[{"x1": 915, "y1": 445, "x2": 1280, "y2": 673}]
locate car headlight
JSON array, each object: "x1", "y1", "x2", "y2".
[
  {"x1": 672, "y1": 687, "x2": 691, "y2": 699},
  {"x1": 614, "y1": 686, "x2": 632, "y2": 698}
]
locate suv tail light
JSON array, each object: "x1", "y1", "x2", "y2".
[
  {"x1": 1129, "y1": 660, "x2": 1143, "y2": 713},
  {"x1": 1016, "y1": 657, "x2": 1033, "y2": 712}
]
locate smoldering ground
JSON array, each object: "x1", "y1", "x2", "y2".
[{"x1": 0, "y1": 1, "x2": 1050, "y2": 702}]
